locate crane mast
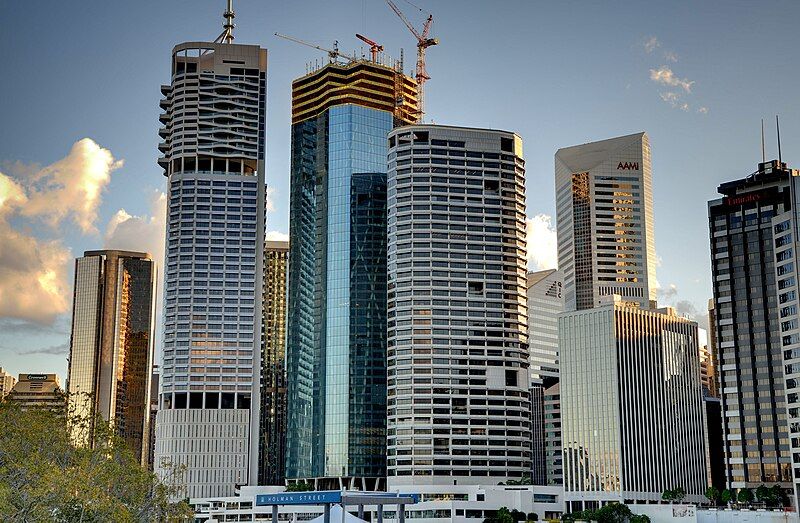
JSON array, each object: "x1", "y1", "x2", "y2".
[{"x1": 387, "y1": 0, "x2": 438, "y2": 121}]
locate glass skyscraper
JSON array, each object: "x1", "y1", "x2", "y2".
[
  {"x1": 154, "y1": 38, "x2": 267, "y2": 498},
  {"x1": 258, "y1": 240, "x2": 289, "y2": 485},
  {"x1": 285, "y1": 59, "x2": 417, "y2": 487},
  {"x1": 67, "y1": 249, "x2": 156, "y2": 464}
]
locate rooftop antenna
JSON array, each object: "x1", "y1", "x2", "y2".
[
  {"x1": 215, "y1": 0, "x2": 236, "y2": 43},
  {"x1": 777, "y1": 115, "x2": 783, "y2": 166},
  {"x1": 761, "y1": 119, "x2": 766, "y2": 163}
]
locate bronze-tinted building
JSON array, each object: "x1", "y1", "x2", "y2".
[
  {"x1": 67, "y1": 250, "x2": 156, "y2": 465},
  {"x1": 258, "y1": 240, "x2": 289, "y2": 485}
]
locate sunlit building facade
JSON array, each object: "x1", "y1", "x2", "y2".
[
  {"x1": 708, "y1": 159, "x2": 795, "y2": 492},
  {"x1": 67, "y1": 249, "x2": 156, "y2": 464},
  {"x1": 7, "y1": 373, "x2": 65, "y2": 412},
  {"x1": 559, "y1": 297, "x2": 707, "y2": 510},
  {"x1": 386, "y1": 125, "x2": 531, "y2": 486},
  {"x1": 0, "y1": 367, "x2": 16, "y2": 400},
  {"x1": 154, "y1": 40, "x2": 268, "y2": 498},
  {"x1": 555, "y1": 133, "x2": 656, "y2": 311},
  {"x1": 258, "y1": 240, "x2": 289, "y2": 485},
  {"x1": 285, "y1": 59, "x2": 417, "y2": 487}
]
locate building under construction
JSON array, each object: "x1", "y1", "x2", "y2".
[{"x1": 284, "y1": 50, "x2": 417, "y2": 487}]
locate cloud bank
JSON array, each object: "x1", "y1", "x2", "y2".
[{"x1": 526, "y1": 214, "x2": 558, "y2": 271}]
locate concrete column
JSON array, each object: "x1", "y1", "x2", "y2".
[
  {"x1": 398, "y1": 504, "x2": 405, "y2": 523},
  {"x1": 272, "y1": 505, "x2": 279, "y2": 523},
  {"x1": 377, "y1": 504, "x2": 384, "y2": 523},
  {"x1": 358, "y1": 505, "x2": 364, "y2": 520},
  {"x1": 324, "y1": 504, "x2": 331, "y2": 523}
]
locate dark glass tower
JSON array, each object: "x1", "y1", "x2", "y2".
[
  {"x1": 285, "y1": 58, "x2": 417, "y2": 487},
  {"x1": 708, "y1": 159, "x2": 795, "y2": 491}
]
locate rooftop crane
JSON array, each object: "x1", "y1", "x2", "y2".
[
  {"x1": 356, "y1": 33, "x2": 384, "y2": 62},
  {"x1": 274, "y1": 32, "x2": 356, "y2": 64},
  {"x1": 386, "y1": 0, "x2": 439, "y2": 121}
]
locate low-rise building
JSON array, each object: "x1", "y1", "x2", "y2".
[
  {"x1": 0, "y1": 367, "x2": 16, "y2": 400},
  {"x1": 5, "y1": 373, "x2": 65, "y2": 412}
]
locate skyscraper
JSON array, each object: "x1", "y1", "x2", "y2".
[
  {"x1": 527, "y1": 269, "x2": 563, "y2": 485},
  {"x1": 385, "y1": 124, "x2": 530, "y2": 485},
  {"x1": 555, "y1": 133, "x2": 657, "y2": 311},
  {"x1": 258, "y1": 240, "x2": 288, "y2": 485},
  {"x1": 285, "y1": 57, "x2": 417, "y2": 488},
  {"x1": 67, "y1": 249, "x2": 156, "y2": 464},
  {"x1": 154, "y1": 10, "x2": 267, "y2": 497},
  {"x1": 7, "y1": 373, "x2": 65, "y2": 412},
  {"x1": 708, "y1": 159, "x2": 795, "y2": 491},
  {"x1": 559, "y1": 297, "x2": 707, "y2": 510}
]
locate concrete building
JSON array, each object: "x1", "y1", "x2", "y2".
[
  {"x1": 559, "y1": 296, "x2": 708, "y2": 510},
  {"x1": 385, "y1": 125, "x2": 530, "y2": 486},
  {"x1": 543, "y1": 381, "x2": 562, "y2": 487},
  {"x1": 526, "y1": 269, "x2": 563, "y2": 486},
  {"x1": 285, "y1": 56, "x2": 417, "y2": 487},
  {"x1": 708, "y1": 159, "x2": 796, "y2": 492},
  {"x1": 67, "y1": 249, "x2": 156, "y2": 464},
  {"x1": 6, "y1": 373, "x2": 65, "y2": 412},
  {"x1": 258, "y1": 240, "x2": 289, "y2": 485},
  {"x1": 698, "y1": 329, "x2": 718, "y2": 398},
  {"x1": 189, "y1": 485, "x2": 564, "y2": 523},
  {"x1": 0, "y1": 367, "x2": 16, "y2": 400},
  {"x1": 154, "y1": 13, "x2": 268, "y2": 497},
  {"x1": 555, "y1": 132, "x2": 657, "y2": 311},
  {"x1": 148, "y1": 367, "x2": 159, "y2": 471},
  {"x1": 706, "y1": 300, "x2": 720, "y2": 398},
  {"x1": 768, "y1": 163, "x2": 800, "y2": 505}
]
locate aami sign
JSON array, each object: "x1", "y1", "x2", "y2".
[{"x1": 617, "y1": 162, "x2": 639, "y2": 170}]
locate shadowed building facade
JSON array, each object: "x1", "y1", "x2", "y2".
[
  {"x1": 285, "y1": 58, "x2": 417, "y2": 488},
  {"x1": 67, "y1": 250, "x2": 156, "y2": 464}
]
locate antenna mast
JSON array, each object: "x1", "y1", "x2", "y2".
[
  {"x1": 215, "y1": 0, "x2": 236, "y2": 44},
  {"x1": 777, "y1": 115, "x2": 783, "y2": 166},
  {"x1": 761, "y1": 119, "x2": 766, "y2": 163}
]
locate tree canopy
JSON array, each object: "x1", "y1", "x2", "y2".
[{"x1": 0, "y1": 401, "x2": 191, "y2": 522}]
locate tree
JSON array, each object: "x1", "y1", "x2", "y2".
[
  {"x1": 484, "y1": 507, "x2": 515, "y2": 523},
  {"x1": 509, "y1": 509, "x2": 527, "y2": 522},
  {"x1": 737, "y1": 488, "x2": 754, "y2": 505},
  {"x1": 629, "y1": 516, "x2": 651, "y2": 523},
  {"x1": 756, "y1": 485, "x2": 774, "y2": 507},
  {"x1": 705, "y1": 486, "x2": 720, "y2": 506},
  {"x1": 593, "y1": 503, "x2": 632, "y2": 523},
  {"x1": 0, "y1": 401, "x2": 191, "y2": 521},
  {"x1": 673, "y1": 487, "x2": 686, "y2": 502},
  {"x1": 721, "y1": 489, "x2": 733, "y2": 506},
  {"x1": 526, "y1": 512, "x2": 538, "y2": 522},
  {"x1": 771, "y1": 485, "x2": 790, "y2": 508},
  {"x1": 286, "y1": 481, "x2": 314, "y2": 492}
]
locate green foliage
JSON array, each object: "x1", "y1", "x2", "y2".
[
  {"x1": 526, "y1": 512, "x2": 538, "y2": 522},
  {"x1": 721, "y1": 489, "x2": 733, "y2": 505},
  {"x1": 771, "y1": 485, "x2": 790, "y2": 507},
  {"x1": 705, "y1": 486, "x2": 720, "y2": 505},
  {"x1": 286, "y1": 481, "x2": 314, "y2": 492},
  {"x1": 737, "y1": 488, "x2": 754, "y2": 505},
  {"x1": 629, "y1": 516, "x2": 651, "y2": 523},
  {"x1": 661, "y1": 486, "x2": 686, "y2": 502},
  {"x1": 561, "y1": 503, "x2": 650, "y2": 523},
  {"x1": 0, "y1": 400, "x2": 191, "y2": 522},
  {"x1": 505, "y1": 476, "x2": 533, "y2": 486}
]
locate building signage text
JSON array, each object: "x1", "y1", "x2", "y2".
[{"x1": 617, "y1": 162, "x2": 639, "y2": 170}]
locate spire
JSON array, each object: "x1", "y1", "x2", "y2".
[{"x1": 215, "y1": 0, "x2": 235, "y2": 44}]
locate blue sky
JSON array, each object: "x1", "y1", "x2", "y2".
[{"x1": 1, "y1": 0, "x2": 798, "y2": 380}]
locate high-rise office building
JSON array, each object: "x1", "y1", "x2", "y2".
[
  {"x1": 555, "y1": 133, "x2": 656, "y2": 311},
  {"x1": 0, "y1": 367, "x2": 16, "y2": 400},
  {"x1": 385, "y1": 125, "x2": 530, "y2": 485},
  {"x1": 148, "y1": 366, "x2": 160, "y2": 471},
  {"x1": 698, "y1": 328, "x2": 718, "y2": 397},
  {"x1": 154, "y1": 11, "x2": 267, "y2": 497},
  {"x1": 6, "y1": 373, "x2": 65, "y2": 412},
  {"x1": 708, "y1": 159, "x2": 795, "y2": 491},
  {"x1": 67, "y1": 249, "x2": 156, "y2": 464},
  {"x1": 559, "y1": 297, "x2": 707, "y2": 510},
  {"x1": 258, "y1": 240, "x2": 288, "y2": 485},
  {"x1": 285, "y1": 57, "x2": 417, "y2": 488},
  {"x1": 527, "y1": 269, "x2": 563, "y2": 485},
  {"x1": 706, "y1": 299, "x2": 720, "y2": 398},
  {"x1": 543, "y1": 381, "x2": 562, "y2": 486},
  {"x1": 764, "y1": 162, "x2": 800, "y2": 504}
]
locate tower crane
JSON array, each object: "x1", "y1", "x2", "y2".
[
  {"x1": 274, "y1": 32, "x2": 356, "y2": 64},
  {"x1": 386, "y1": 0, "x2": 439, "y2": 121},
  {"x1": 356, "y1": 33, "x2": 384, "y2": 62}
]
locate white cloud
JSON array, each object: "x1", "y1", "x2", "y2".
[
  {"x1": 697, "y1": 106, "x2": 709, "y2": 114},
  {"x1": 650, "y1": 66, "x2": 694, "y2": 93},
  {"x1": 526, "y1": 214, "x2": 558, "y2": 271},
  {"x1": 265, "y1": 230, "x2": 289, "y2": 242},
  {"x1": 0, "y1": 139, "x2": 123, "y2": 325},
  {"x1": 659, "y1": 91, "x2": 690, "y2": 111},
  {"x1": 664, "y1": 51, "x2": 679, "y2": 63},
  {"x1": 656, "y1": 282, "x2": 709, "y2": 331},
  {"x1": 266, "y1": 186, "x2": 277, "y2": 213},
  {"x1": 643, "y1": 36, "x2": 660, "y2": 54},
  {"x1": 18, "y1": 138, "x2": 123, "y2": 234},
  {"x1": 0, "y1": 219, "x2": 72, "y2": 324},
  {"x1": 104, "y1": 191, "x2": 167, "y2": 262}
]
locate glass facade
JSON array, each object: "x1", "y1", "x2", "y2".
[
  {"x1": 67, "y1": 251, "x2": 156, "y2": 463},
  {"x1": 258, "y1": 241, "x2": 289, "y2": 485},
  {"x1": 286, "y1": 104, "x2": 392, "y2": 480}
]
